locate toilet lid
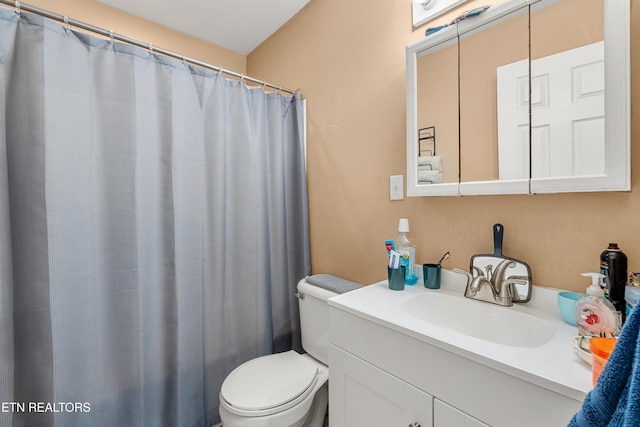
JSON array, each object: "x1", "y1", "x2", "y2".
[{"x1": 220, "y1": 350, "x2": 318, "y2": 412}]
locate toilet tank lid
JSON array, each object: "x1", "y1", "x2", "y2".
[
  {"x1": 220, "y1": 350, "x2": 318, "y2": 412},
  {"x1": 303, "y1": 274, "x2": 362, "y2": 295}
]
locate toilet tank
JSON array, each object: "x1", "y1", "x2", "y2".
[{"x1": 297, "y1": 279, "x2": 339, "y2": 365}]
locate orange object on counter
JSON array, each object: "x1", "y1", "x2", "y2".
[{"x1": 590, "y1": 337, "x2": 618, "y2": 385}]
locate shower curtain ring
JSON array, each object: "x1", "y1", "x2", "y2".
[
  {"x1": 14, "y1": 1, "x2": 20, "y2": 15},
  {"x1": 148, "y1": 43, "x2": 154, "y2": 53},
  {"x1": 63, "y1": 16, "x2": 71, "y2": 33},
  {"x1": 109, "y1": 30, "x2": 114, "y2": 43}
]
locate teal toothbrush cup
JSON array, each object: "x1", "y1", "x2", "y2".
[
  {"x1": 388, "y1": 266, "x2": 406, "y2": 291},
  {"x1": 423, "y1": 263, "x2": 441, "y2": 289}
]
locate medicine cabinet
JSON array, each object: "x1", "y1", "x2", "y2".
[{"x1": 405, "y1": 0, "x2": 630, "y2": 197}]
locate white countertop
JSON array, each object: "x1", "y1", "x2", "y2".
[{"x1": 328, "y1": 269, "x2": 593, "y2": 402}]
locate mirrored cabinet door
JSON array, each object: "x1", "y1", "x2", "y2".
[
  {"x1": 416, "y1": 38, "x2": 460, "y2": 185},
  {"x1": 458, "y1": 0, "x2": 530, "y2": 195},
  {"x1": 529, "y1": 0, "x2": 630, "y2": 193},
  {"x1": 531, "y1": 0, "x2": 604, "y2": 180},
  {"x1": 407, "y1": 28, "x2": 460, "y2": 196}
]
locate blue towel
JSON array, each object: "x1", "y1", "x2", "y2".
[{"x1": 569, "y1": 303, "x2": 640, "y2": 426}]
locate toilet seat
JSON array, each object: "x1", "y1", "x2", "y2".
[{"x1": 220, "y1": 350, "x2": 319, "y2": 417}]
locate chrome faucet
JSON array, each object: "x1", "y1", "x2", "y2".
[
  {"x1": 491, "y1": 260, "x2": 515, "y2": 291},
  {"x1": 455, "y1": 260, "x2": 522, "y2": 307}
]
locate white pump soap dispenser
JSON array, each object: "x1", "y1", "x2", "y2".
[{"x1": 574, "y1": 272, "x2": 620, "y2": 338}]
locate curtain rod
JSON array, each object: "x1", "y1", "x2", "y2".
[{"x1": 0, "y1": 0, "x2": 298, "y2": 96}]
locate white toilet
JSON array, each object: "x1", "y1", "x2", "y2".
[{"x1": 218, "y1": 278, "x2": 341, "y2": 427}]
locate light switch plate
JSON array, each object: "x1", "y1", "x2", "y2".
[{"x1": 390, "y1": 175, "x2": 404, "y2": 200}]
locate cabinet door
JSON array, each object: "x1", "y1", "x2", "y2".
[
  {"x1": 329, "y1": 345, "x2": 433, "y2": 427},
  {"x1": 434, "y1": 399, "x2": 489, "y2": 427}
]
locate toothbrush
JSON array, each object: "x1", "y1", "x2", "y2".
[{"x1": 437, "y1": 251, "x2": 450, "y2": 266}]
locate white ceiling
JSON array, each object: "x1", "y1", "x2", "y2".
[{"x1": 97, "y1": 0, "x2": 310, "y2": 56}]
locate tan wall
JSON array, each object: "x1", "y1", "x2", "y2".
[
  {"x1": 21, "y1": 0, "x2": 245, "y2": 72},
  {"x1": 248, "y1": 0, "x2": 640, "y2": 292}
]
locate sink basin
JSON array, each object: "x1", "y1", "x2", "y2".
[{"x1": 400, "y1": 292, "x2": 555, "y2": 347}]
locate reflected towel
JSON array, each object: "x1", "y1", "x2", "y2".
[
  {"x1": 568, "y1": 304, "x2": 640, "y2": 427},
  {"x1": 418, "y1": 169, "x2": 442, "y2": 184},
  {"x1": 417, "y1": 156, "x2": 442, "y2": 171}
]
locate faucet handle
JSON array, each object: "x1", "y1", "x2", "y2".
[
  {"x1": 503, "y1": 276, "x2": 529, "y2": 303},
  {"x1": 472, "y1": 266, "x2": 484, "y2": 277},
  {"x1": 498, "y1": 280, "x2": 513, "y2": 300},
  {"x1": 452, "y1": 268, "x2": 473, "y2": 287}
]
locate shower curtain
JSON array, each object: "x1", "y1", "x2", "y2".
[{"x1": 0, "y1": 8, "x2": 309, "y2": 427}]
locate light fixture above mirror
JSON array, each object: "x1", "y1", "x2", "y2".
[{"x1": 412, "y1": 0, "x2": 471, "y2": 28}]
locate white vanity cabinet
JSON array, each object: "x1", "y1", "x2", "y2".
[
  {"x1": 330, "y1": 345, "x2": 433, "y2": 427},
  {"x1": 330, "y1": 344, "x2": 488, "y2": 427},
  {"x1": 328, "y1": 280, "x2": 589, "y2": 427}
]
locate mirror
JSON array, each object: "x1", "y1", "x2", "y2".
[
  {"x1": 469, "y1": 224, "x2": 532, "y2": 303},
  {"x1": 470, "y1": 256, "x2": 532, "y2": 303},
  {"x1": 458, "y1": 1, "x2": 530, "y2": 195},
  {"x1": 530, "y1": 0, "x2": 604, "y2": 181},
  {"x1": 407, "y1": 27, "x2": 460, "y2": 196},
  {"x1": 529, "y1": 0, "x2": 629, "y2": 193},
  {"x1": 416, "y1": 35, "x2": 459, "y2": 186},
  {"x1": 406, "y1": 0, "x2": 630, "y2": 197}
]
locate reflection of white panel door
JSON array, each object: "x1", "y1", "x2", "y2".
[
  {"x1": 497, "y1": 59, "x2": 530, "y2": 180},
  {"x1": 498, "y1": 42, "x2": 605, "y2": 180},
  {"x1": 530, "y1": 41, "x2": 604, "y2": 178}
]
